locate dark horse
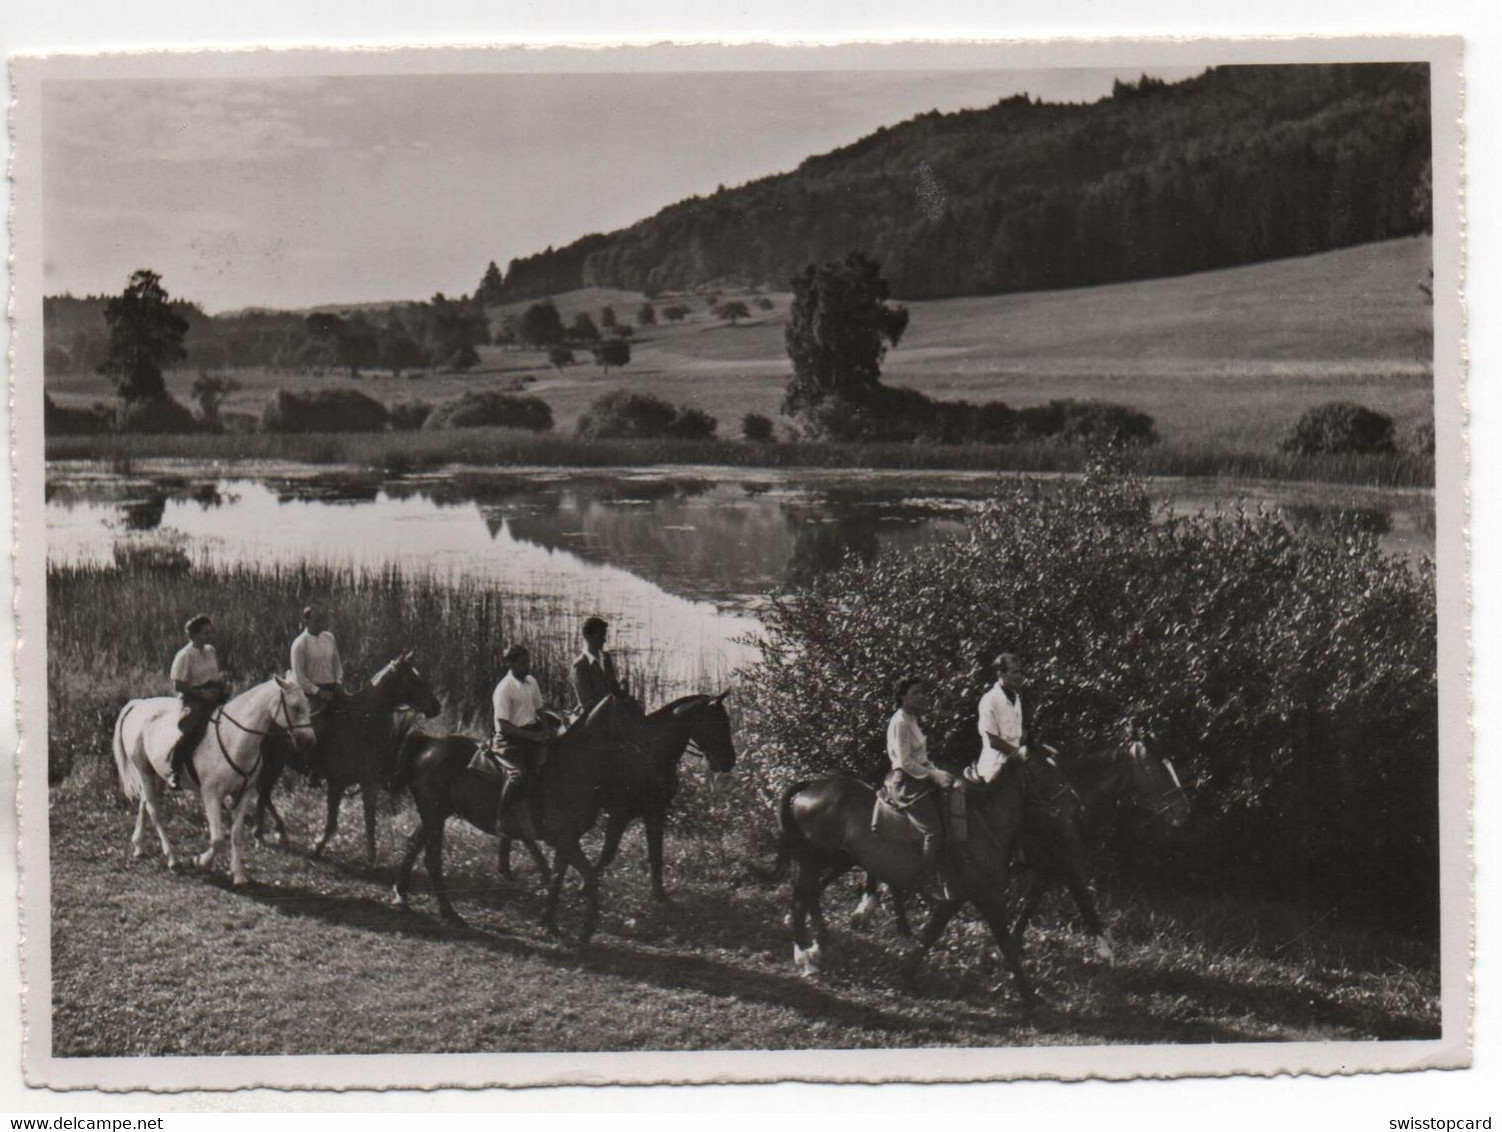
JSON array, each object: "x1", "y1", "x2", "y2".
[
  {"x1": 497, "y1": 692, "x2": 738, "y2": 900},
  {"x1": 857, "y1": 736, "x2": 1191, "y2": 960},
  {"x1": 754, "y1": 773, "x2": 1036, "y2": 1003},
  {"x1": 390, "y1": 693, "x2": 641, "y2": 941},
  {"x1": 254, "y1": 652, "x2": 442, "y2": 863}
]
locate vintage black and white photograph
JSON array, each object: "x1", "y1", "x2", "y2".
[{"x1": 9, "y1": 38, "x2": 1466, "y2": 1087}]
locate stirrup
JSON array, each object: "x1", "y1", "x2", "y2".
[{"x1": 166, "y1": 768, "x2": 182, "y2": 792}]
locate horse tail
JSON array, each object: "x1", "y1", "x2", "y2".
[
  {"x1": 386, "y1": 728, "x2": 429, "y2": 794},
  {"x1": 749, "y1": 780, "x2": 810, "y2": 884},
  {"x1": 113, "y1": 701, "x2": 141, "y2": 803}
]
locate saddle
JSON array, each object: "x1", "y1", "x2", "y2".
[{"x1": 870, "y1": 782, "x2": 969, "y2": 845}]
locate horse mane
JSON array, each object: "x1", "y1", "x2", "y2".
[{"x1": 646, "y1": 693, "x2": 713, "y2": 722}]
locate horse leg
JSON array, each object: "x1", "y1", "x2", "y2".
[
  {"x1": 496, "y1": 834, "x2": 514, "y2": 879},
  {"x1": 851, "y1": 875, "x2": 880, "y2": 925},
  {"x1": 900, "y1": 898, "x2": 964, "y2": 980},
  {"x1": 1060, "y1": 858, "x2": 1114, "y2": 961},
  {"x1": 790, "y1": 860, "x2": 818, "y2": 975},
  {"x1": 1009, "y1": 872, "x2": 1050, "y2": 944},
  {"x1": 594, "y1": 811, "x2": 630, "y2": 875},
  {"x1": 522, "y1": 837, "x2": 553, "y2": 885},
  {"x1": 312, "y1": 779, "x2": 343, "y2": 858},
  {"x1": 254, "y1": 755, "x2": 280, "y2": 843},
  {"x1": 645, "y1": 812, "x2": 670, "y2": 902},
  {"x1": 264, "y1": 795, "x2": 290, "y2": 848},
  {"x1": 392, "y1": 821, "x2": 428, "y2": 909},
  {"x1": 542, "y1": 843, "x2": 571, "y2": 936},
  {"x1": 136, "y1": 771, "x2": 177, "y2": 870},
  {"x1": 197, "y1": 783, "x2": 228, "y2": 873},
  {"x1": 557, "y1": 837, "x2": 601, "y2": 944},
  {"x1": 130, "y1": 795, "x2": 149, "y2": 860},
  {"x1": 362, "y1": 784, "x2": 379, "y2": 865},
  {"x1": 980, "y1": 901, "x2": 1037, "y2": 1006},
  {"x1": 425, "y1": 824, "x2": 463, "y2": 925},
  {"x1": 228, "y1": 779, "x2": 258, "y2": 887},
  {"x1": 890, "y1": 887, "x2": 915, "y2": 938}
]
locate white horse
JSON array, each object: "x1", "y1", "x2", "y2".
[{"x1": 112, "y1": 674, "x2": 317, "y2": 886}]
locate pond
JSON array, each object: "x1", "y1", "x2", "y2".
[{"x1": 45, "y1": 462, "x2": 1434, "y2": 690}]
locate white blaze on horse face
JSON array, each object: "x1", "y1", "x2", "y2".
[
  {"x1": 1161, "y1": 757, "x2": 1182, "y2": 789},
  {"x1": 1129, "y1": 740, "x2": 1147, "y2": 759}
]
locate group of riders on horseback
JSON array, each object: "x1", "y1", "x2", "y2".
[
  {"x1": 163, "y1": 605, "x2": 626, "y2": 844},
  {"x1": 129, "y1": 598, "x2": 1183, "y2": 997}
]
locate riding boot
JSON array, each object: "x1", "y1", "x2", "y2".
[{"x1": 166, "y1": 735, "x2": 190, "y2": 791}]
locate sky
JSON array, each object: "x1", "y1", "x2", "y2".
[{"x1": 42, "y1": 67, "x2": 1201, "y2": 313}]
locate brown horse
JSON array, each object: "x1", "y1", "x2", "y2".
[
  {"x1": 754, "y1": 773, "x2": 1036, "y2": 1003},
  {"x1": 497, "y1": 692, "x2": 738, "y2": 900},
  {"x1": 389, "y1": 693, "x2": 641, "y2": 941},
  {"x1": 254, "y1": 652, "x2": 442, "y2": 863},
  {"x1": 856, "y1": 736, "x2": 1191, "y2": 959}
]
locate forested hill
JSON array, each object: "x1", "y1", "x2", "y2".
[{"x1": 498, "y1": 64, "x2": 1432, "y2": 302}]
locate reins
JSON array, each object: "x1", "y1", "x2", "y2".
[{"x1": 210, "y1": 684, "x2": 314, "y2": 782}]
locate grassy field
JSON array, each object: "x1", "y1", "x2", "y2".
[
  {"x1": 45, "y1": 238, "x2": 1434, "y2": 460},
  {"x1": 49, "y1": 759, "x2": 1441, "y2": 1056},
  {"x1": 45, "y1": 556, "x2": 1441, "y2": 1055}
]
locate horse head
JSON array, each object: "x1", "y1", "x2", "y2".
[
  {"x1": 673, "y1": 690, "x2": 737, "y2": 773},
  {"x1": 377, "y1": 651, "x2": 442, "y2": 718},
  {"x1": 272, "y1": 673, "x2": 319, "y2": 756},
  {"x1": 1121, "y1": 733, "x2": 1191, "y2": 829}
]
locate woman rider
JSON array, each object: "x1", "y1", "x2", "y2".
[{"x1": 884, "y1": 675, "x2": 957, "y2": 902}]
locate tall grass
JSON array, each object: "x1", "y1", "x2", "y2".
[
  {"x1": 44, "y1": 427, "x2": 1434, "y2": 488},
  {"x1": 45, "y1": 557, "x2": 686, "y2": 784}
]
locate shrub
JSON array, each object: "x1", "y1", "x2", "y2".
[
  {"x1": 389, "y1": 400, "x2": 434, "y2": 431},
  {"x1": 739, "y1": 461, "x2": 1438, "y2": 935},
  {"x1": 1282, "y1": 401, "x2": 1397, "y2": 455},
  {"x1": 423, "y1": 390, "x2": 554, "y2": 432},
  {"x1": 741, "y1": 412, "x2": 775, "y2": 442},
  {"x1": 576, "y1": 390, "x2": 717, "y2": 440},
  {"x1": 44, "y1": 394, "x2": 113, "y2": 436},
  {"x1": 446, "y1": 344, "x2": 480, "y2": 372},
  {"x1": 117, "y1": 395, "x2": 199, "y2": 434},
  {"x1": 1013, "y1": 399, "x2": 1159, "y2": 447},
  {"x1": 661, "y1": 305, "x2": 691, "y2": 322},
  {"x1": 260, "y1": 388, "x2": 389, "y2": 434},
  {"x1": 1409, "y1": 418, "x2": 1436, "y2": 457}
]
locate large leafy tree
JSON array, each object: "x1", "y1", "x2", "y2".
[
  {"x1": 519, "y1": 299, "x2": 566, "y2": 348},
  {"x1": 781, "y1": 252, "x2": 909, "y2": 420},
  {"x1": 99, "y1": 270, "x2": 189, "y2": 401}
]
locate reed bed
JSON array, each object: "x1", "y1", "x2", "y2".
[
  {"x1": 44, "y1": 555, "x2": 700, "y2": 784},
  {"x1": 44, "y1": 428, "x2": 1434, "y2": 488}
]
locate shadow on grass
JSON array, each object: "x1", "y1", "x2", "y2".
[{"x1": 226, "y1": 873, "x2": 1028, "y2": 1045}]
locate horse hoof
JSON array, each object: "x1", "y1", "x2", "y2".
[
  {"x1": 165, "y1": 858, "x2": 179, "y2": 872},
  {"x1": 793, "y1": 942, "x2": 823, "y2": 976},
  {"x1": 311, "y1": 844, "x2": 327, "y2": 860},
  {"x1": 129, "y1": 845, "x2": 145, "y2": 861},
  {"x1": 232, "y1": 875, "x2": 251, "y2": 889},
  {"x1": 1096, "y1": 932, "x2": 1117, "y2": 964}
]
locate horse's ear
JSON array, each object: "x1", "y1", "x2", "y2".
[
  {"x1": 274, "y1": 672, "x2": 292, "y2": 689},
  {"x1": 716, "y1": 689, "x2": 731, "y2": 704}
]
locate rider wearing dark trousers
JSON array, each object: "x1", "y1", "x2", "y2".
[
  {"x1": 166, "y1": 614, "x2": 228, "y2": 791},
  {"x1": 966, "y1": 650, "x2": 1032, "y2": 851},
  {"x1": 490, "y1": 644, "x2": 551, "y2": 841},
  {"x1": 884, "y1": 675, "x2": 957, "y2": 903}
]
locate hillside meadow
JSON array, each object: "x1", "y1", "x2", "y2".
[{"x1": 45, "y1": 238, "x2": 1434, "y2": 462}]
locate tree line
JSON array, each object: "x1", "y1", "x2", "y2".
[{"x1": 489, "y1": 63, "x2": 1432, "y2": 302}]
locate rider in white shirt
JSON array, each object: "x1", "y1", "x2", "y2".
[
  {"x1": 971, "y1": 651, "x2": 1028, "y2": 785},
  {"x1": 490, "y1": 644, "x2": 552, "y2": 841},
  {"x1": 166, "y1": 613, "x2": 228, "y2": 790},
  {"x1": 291, "y1": 604, "x2": 344, "y2": 707},
  {"x1": 884, "y1": 675, "x2": 956, "y2": 902}
]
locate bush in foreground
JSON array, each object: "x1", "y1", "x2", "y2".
[
  {"x1": 260, "y1": 388, "x2": 389, "y2": 434},
  {"x1": 389, "y1": 400, "x2": 434, "y2": 431},
  {"x1": 739, "y1": 461, "x2": 1438, "y2": 935},
  {"x1": 576, "y1": 390, "x2": 717, "y2": 440},
  {"x1": 423, "y1": 391, "x2": 554, "y2": 432},
  {"x1": 1282, "y1": 401, "x2": 1397, "y2": 455}
]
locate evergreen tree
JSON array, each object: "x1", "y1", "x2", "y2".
[
  {"x1": 477, "y1": 260, "x2": 506, "y2": 305},
  {"x1": 99, "y1": 270, "x2": 189, "y2": 401}
]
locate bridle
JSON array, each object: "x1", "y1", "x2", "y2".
[{"x1": 211, "y1": 683, "x2": 316, "y2": 781}]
